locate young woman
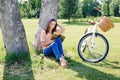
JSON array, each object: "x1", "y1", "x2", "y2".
[{"x1": 40, "y1": 19, "x2": 68, "y2": 66}]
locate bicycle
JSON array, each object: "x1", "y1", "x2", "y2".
[{"x1": 77, "y1": 7, "x2": 114, "y2": 63}]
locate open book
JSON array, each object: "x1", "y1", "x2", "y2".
[{"x1": 51, "y1": 33, "x2": 65, "y2": 42}]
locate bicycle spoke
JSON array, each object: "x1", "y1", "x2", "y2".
[{"x1": 86, "y1": 46, "x2": 98, "y2": 60}]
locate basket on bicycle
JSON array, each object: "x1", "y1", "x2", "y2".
[{"x1": 98, "y1": 16, "x2": 114, "y2": 32}]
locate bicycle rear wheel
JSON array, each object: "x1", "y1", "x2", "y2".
[{"x1": 78, "y1": 33, "x2": 109, "y2": 63}]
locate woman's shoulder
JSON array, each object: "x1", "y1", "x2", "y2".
[{"x1": 41, "y1": 30, "x2": 46, "y2": 33}]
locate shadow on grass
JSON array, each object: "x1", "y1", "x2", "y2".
[
  {"x1": 3, "y1": 53, "x2": 35, "y2": 80},
  {"x1": 90, "y1": 59, "x2": 120, "y2": 69},
  {"x1": 65, "y1": 57, "x2": 120, "y2": 80}
]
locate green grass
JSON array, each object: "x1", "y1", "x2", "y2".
[{"x1": 0, "y1": 19, "x2": 120, "y2": 80}]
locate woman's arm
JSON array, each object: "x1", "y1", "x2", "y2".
[
  {"x1": 55, "y1": 24, "x2": 65, "y2": 35},
  {"x1": 40, "y1": 30, "x2": 53, "y2": 47},
  {"x1": 41, "y1": 40, "x2": 53, "y2": 47}
]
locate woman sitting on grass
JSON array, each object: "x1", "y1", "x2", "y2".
[{"x1": 40, "y1": 19, "x2": 68, "y2": 67}]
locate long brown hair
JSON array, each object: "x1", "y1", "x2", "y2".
[{"x1": 46, "y1": 19, "x2": 57, "y2": 34}]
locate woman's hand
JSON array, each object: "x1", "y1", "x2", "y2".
[
  {"x1": 57, "y1": 24, "x2": 65, "y2": 31},
  {"x1": 55, "y1": 24, "x2": 65, "y2": 34}
]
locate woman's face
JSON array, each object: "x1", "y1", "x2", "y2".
[{"x1": 49, "y1": 21, "x2": 56, "y2": 30}]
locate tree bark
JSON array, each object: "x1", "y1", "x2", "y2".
[
  {"x1": 32, "y1": 0, "x2": 59, "y2": 51},
  {"x1": 39, "y1": 0, "x2": 59, "y2": 29},
  {"x1": 0, "y1": 0, "x2": 29, "y2": 54}
]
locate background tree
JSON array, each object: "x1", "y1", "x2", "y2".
[
  {"x1": 18, "y1": 0, "x2": 120, "y2": 19},
  {"x1": 36, "y1": 0, "x2": 42, "y2": 18},
  {"x1": 109, "y1": 2, "x2": 114, "y2": 16},
  {"x1": 0, "y1": 0, "x2": 29, "y2": 54},
  {"x1": 101, "y1": 0, "x2": 111, "y2": 16},
  {"x1": 119, "y1": 0, "x2": 120, "y2": 15},
  {"x1": 113, "y1": 0, "x2": 120, "y2": 16},
  {"x1": 59, "y1": 0, "x2": 79, "y2": 22},
  {"x1": 82, "y1": 0, "x2": 99, "y2": 18},
  {"x1": 19, "y1": 1, "x2": 30, "y2": 18},
  {"x1": 19, "y1": 0, "x2": 41, "y2": 18},
  {"x1": 101, "y1": 1, "x2": 108, "y2": 16}
]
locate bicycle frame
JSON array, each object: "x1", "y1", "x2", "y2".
[{"x1": 87, "y1": 8, "x2": 104, "y2": 48}]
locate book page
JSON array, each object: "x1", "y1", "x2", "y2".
[{"x1": 51, "y1": 33, "x2": 65, "y2": 42}]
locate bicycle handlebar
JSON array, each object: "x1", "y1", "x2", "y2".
[
  {"x1": 94, "y1": 7, "x2": 101, "y2": 12},
  {"x1": 94, "y1": 7, "x2": 104, "y2": 15}
]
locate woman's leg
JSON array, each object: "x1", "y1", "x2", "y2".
[
  {"x1": 43, "y1": 42, "x2": 62, "y2": 60},
  {"x1": 43, "y1": 40, "x2": 68, "y2": 66},
  {"x1": 54, "y1": 37, "x2": 64, "y2": 55}
]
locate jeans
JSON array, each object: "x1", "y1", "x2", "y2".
[{"x1": 43, "y1": 37, "x2": 64, "y2": 60}]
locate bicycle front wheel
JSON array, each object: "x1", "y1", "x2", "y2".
[{"x1": 78, "y1": 33, "x2": 109, "y2": 63}]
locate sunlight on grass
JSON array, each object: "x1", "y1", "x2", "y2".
[{"x1": 0, "y1": 19, "x2": 120, "y2": 80}]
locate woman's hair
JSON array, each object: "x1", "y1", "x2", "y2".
[{"x1": 46, "y1": 19, "x2": 57, "y2": 34}]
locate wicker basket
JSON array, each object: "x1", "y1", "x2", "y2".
[{"x1": 98, "y1": 16, "x2": 114, "y2": 32}]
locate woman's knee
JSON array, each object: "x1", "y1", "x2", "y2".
[
  {"x1": 52, "y1": 42, "x2": 58, "y2": 47},
  {"x1": 55, "y1": 37, "x2": 62, "y2": 43}
]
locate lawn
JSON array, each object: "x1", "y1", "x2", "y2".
[{"x1": 0, "y1": 19, "x2": 120, "y2": 80}]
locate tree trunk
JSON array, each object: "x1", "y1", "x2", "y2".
[
  {"x1": 0, "y1": 0, "x2": 29, "y2": 54},
  {"x1": 32, "y1": 0, "x2": 59, "y2": 51},
  {"x1": 39, "y1": 0, "x2": 59, "y2": 29}
]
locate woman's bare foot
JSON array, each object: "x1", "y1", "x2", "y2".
[{"x1": 60, "y1": 57, "x2": 68, "y2": 67}]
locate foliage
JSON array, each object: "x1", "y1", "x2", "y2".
[
  {"x1": 101, "y1": 0, "x2": 120, "y2": 16},
  {"x1": 101, "y1": 1, "x2": 108, "y2": 16},
  {"x1": 82, "y1": 0, "x2": 99, "y2": 18},
  {"x1": 59, "y1": 0, "x2": 79, "y2": 22},
  {"x1": 109, "y1": 2, "x2": 114, "y2": 16},
  {"x1": 19, "y1": 0, "x2": 41, "y2": 18},
  {"x1": 112, "y1": 0, "x2": 120, "y2": 16},
  {"x1": 19, "y1": 0, "x2": 120, "y2": 19}
]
